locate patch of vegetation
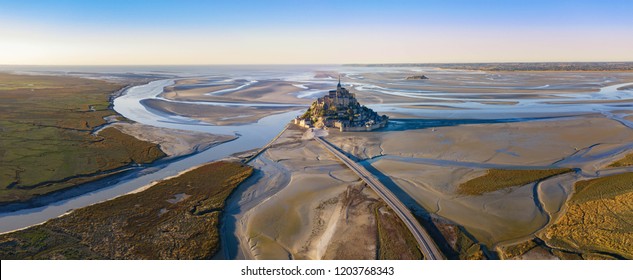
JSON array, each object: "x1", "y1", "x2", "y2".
[
  {"x1": 570, "y1": 172, "x2": 633, "y2": 204},
  {"x1": 0, "y1": 161, "x2": 253, "y2": 259},
  {"x1": 497, "y1": 239, "x2": 538, "y2": 259},
  {"x1": 428, "y1": 217, "x2": 486, "y2": 260},
  {"x1": 0, "y1": 227, "x2": 103, "y2": 260},
  {"x1": 458, "y1": 168, "x2": 573, "y2": 195},
  {"x1": 550, "y1": 249, "x2": 583, "y2": 260},
  {"x1": 608, "y1": 153, "x2": 633, "y2": 168},
  {"x1": 497, "y1": 238, "x2": 620, "y2": 260},
  {"x1": 538, "y1": 172, "x2": 633, "y2": 259},
  {"x1": 374, "y1": 204, "x2": 423, "y2": 260},
  {"x1": 0, "y1": 73, "x2": 165, "y2": 203}
]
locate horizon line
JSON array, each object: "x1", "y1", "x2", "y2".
[{"x1": 2, "y1": 61, "x2": 633, "y2": 67}]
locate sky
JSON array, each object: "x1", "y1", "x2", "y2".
[{"x1": 1, "y1": 0, "x2": 632, "y2": 65}]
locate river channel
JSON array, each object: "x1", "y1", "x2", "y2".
[{"x1": 0, "y1": 79, "x2": 301, "y2": 233}]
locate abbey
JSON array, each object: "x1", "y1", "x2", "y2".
[{"x1": 294, "y1": 77, "x2": 388, "y2": 132}]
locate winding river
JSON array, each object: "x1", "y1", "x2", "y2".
[
  {"x1": 1, "y1": 69, "x2": 632, "y2": 237},
  {"x1": 0, "y1": 79, "x2": 301, "y2": 233}
]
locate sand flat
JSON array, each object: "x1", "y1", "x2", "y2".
[
  {"x1": 349, "y1": 70, "x2": 633, "y2": 94},
  {"x1": 370, "y1": 159, "x2": 550, "y2": 247},
  {"x1": 110, "y1": 122, "x2": 235, "y2": 157},
  {"x1": 372, "y1": 115, "x2": 633, "y2": 166},
  {"x1": 322, "y1": 114, "x2": 633, "y2": 249},
  {"x1": 163, "y1": 80, "x2": 320, "y2": 104},
  {"x1": 142, "y1": 99, "x2": 302, "y2": 125},
  {"x1": 231, "y1": 127, "x2": 384, "y2": 259}
]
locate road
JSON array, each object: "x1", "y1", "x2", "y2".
[{"x1": 314, "y1": 136, "x2": 445, "y2": 260}]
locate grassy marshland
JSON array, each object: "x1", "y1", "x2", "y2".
[
  {"x1": 0, "y1": 161, "x2": 253, "y2": 259},
  {"x1": 608, "y1": 153, "x2": 633, "y2": 168},
  {"x1": 539, "y1": 172, "x2": 633, "y2": 259},
  {"x1": 458, "y1": 168, "x2": 574, "y2": 195},
  {"x1": 0, "y1": 73, "x2": 165, "y2": 203}
]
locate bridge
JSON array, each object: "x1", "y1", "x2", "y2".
[{"x1": 314, "y1": 136, "x2": 445, "y2": 260}]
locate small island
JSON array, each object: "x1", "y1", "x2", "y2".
[
  {"x1": 294, "y1": 77, "x2": 388, "y2": 132},
  {"x1": 405, "y1": 75, "x2": 429, "y2": 80}
]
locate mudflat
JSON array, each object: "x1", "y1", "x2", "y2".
[
  {"x1": 228, "y1": 126, "x2": 422, "y2": 259},
  {"x1": 163, "y1": 79, "x2": 316, "y2": 104},
  {"x1": 109, "y1": 122, "x2": 235, "y2": 157},
  {"x1": 143, "y1": 99, "x2": 302, "y2": 126},
  {"x1": 324, "y1": 112, "x2": 633, "y2": 250}
]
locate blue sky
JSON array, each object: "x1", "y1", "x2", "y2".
[{"x1": 1, "y1": 0, "x2": 632, "y2": 64}]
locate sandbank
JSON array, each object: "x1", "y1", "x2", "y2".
[
  {"x1": 110, "y1": 122, "x2": 235, "y2": 157},
  {"x1": 142, "y1": 99, "x2": 302, "y2": 126}
]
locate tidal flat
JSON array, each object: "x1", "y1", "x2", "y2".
[
  {"x1": 2, "y1": 66, "x2": 633, "y2": 260},
  {"x1": 224, "y1": 126, "x2": 424, "y2": 260},
  {"x1": 327, "y1": 113, "x2": 633, "y2": 252}
]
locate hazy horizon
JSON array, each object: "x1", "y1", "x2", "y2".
[
  {"x1": 2, "y1": 0, "x2": 632, "y2": 65},
  {"x1": 2, "y1": 61, "x2": 633, "y2": 67}
]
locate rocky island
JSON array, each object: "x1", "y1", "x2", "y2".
[
  {"x1": 405, "y1": 75, "x2": 429, "y2": 80},
  {"x1": 294, "y1": 77, "x2": 388, "y2": 132}
]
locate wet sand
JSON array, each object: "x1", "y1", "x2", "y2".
[
  {"x1": 158, "y1": 70, "x2": 633, "y2": 108},
  {"x1": 165, "y1": 78, "x2": 236, "y2": 96},
  {"x1": 224, "y1": 127, "x2": 381, "y2": 259},
  {"x1": 142, "y1": 99, "x2": 302, "y2": 126},
  {"x1": 163, "y1": 80, "x2": 323, "y2": 104},
  {"x1": 110, "y1": 123, "x2": 235, "y2": 157},
  {"x1": 618, "y1": 84, "x2": 633, "y2": 91},
  {"x1": 348, "y1": 70, "x2": 633, "y2": 94},
  {"x1": 344, "y1": 70, "x2": 633, "y2": 106},
  {"x1": 325, "y1": 114, "x2": 633, "y2": 248}
]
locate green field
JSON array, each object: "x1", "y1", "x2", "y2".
[
  {"x1": 458, "y1": 168, "x2": 573, "y2": 195},
  {"x1": 0, "y1": 73, "x2": 165, "y2": 203},
  {"x1": 0, "y1": 161, "x2": 253, "y2": 259}
]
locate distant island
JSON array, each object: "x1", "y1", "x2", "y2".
[
  {"x1": 406, "y1": 75, "x2": 429, "y2": 80},
  {"x1": 294, "y1": 77, "x2": 388, "y2": 132}
]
